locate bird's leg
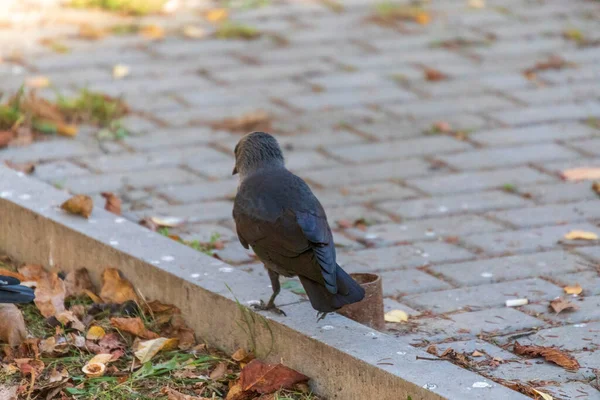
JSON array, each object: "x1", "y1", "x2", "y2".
[
  {"x1": 316, "y1": 311, "x2": 329, "y2": 322},
  {"x1": 252, "y1": 269, "x2": 286, "y2": 316}
]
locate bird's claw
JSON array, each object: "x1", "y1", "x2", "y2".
[
  {"x1": 251, "y1": 300, "x2": 287, "y2": 316},
  {"x1": 316, "y1": 311, "x2": 329, "y2": 321}
]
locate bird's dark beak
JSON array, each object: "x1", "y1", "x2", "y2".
[{"x1": 232, "y1": 165, "x2": 238, "y2": 175}]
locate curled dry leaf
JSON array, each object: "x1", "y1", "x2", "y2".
[
  {"x1": 56, "y1": 310, "x2": 86, "y2": 331},
  {"x1": 593, "y1": 181, "x2": 600, "y2": 196},
  {"x1": 0, "y1": 131, "x2": 14, "y2": 148},
  {"x1": 514, "y1": 342, "x2": 580, "y2": 370},
  {"x1": 209, "y1": 362, "x2": 228, "y2": 380},
  {"x1": 240, "y1": 359, "x2": 309, "y2": 394},
  {"x1": 210, "y1": 110, "x2": 272, "y2": 134},
  {"x1": 15, "y1": 358, "x2": 45, "y2": 376},
  {"x1": 203, "y1": 8, "x2": 229, "y2": 22},
  {"x1": 182, "y1": 25, "x2": 206, "y2": 39},
  {"x1": 424, "y1": 68, "x2": 448, "y2": 82},
  {"x1": 162, "y1": 387, "x2": 211, "y2": 400},
  {"x1": 100, "y1": 268, "x2": 140, "y2": 304},
  {"x1": 150, "y1": 216, "x2": 185, "y2": 228},
  {"x1": 61, "y1": 195, "x2": 93, "y2": 218},
  {"x1": 140, "y1": 25, "x2": 165, "y2": 40},
  {"x1": 86, "y1": 332, "x2": 125, "y2": 360},
  {"x1": 134, "y1": 337, "x2": 176, "y2": 363},
  {"x1": 564, "y1": 230, "x2": 598, "y2": 241},
  {"x1": 563, "y1": 284, "x2": 583, "y2": 295},
  {"x1": 110, "y1": 317, "x2": 159, "y2": 339},
  {"x1": 112, "y1": 64, "x2": 130, "y2": 79},
  {"x1": 4, "y1": 161, "x2": 35, "y2": 174},
  {"x1": 33, "y1": 271, "x2": 66, "y2": 318},
  {"x1": 384, "y1": 309, "x2": 409, "y2": 323},
  {"x1": 86, "y1": 326, "x2": 106, "y2": 341},
  {"x1": 64, "y1": 268, "x2": 94, "y2": 297},
  {"x1": 549, "y1": 297, "x2": 579, "y2": 314},
  {"x1": 472, "y1": 351, "x2": 484, "y2": 357},
  {"x1": 88, "y1": 353, "x2": 113, "y2": 365},
  {"x1": 0, "y1": 304, "x2": 27, "y2": 347},
  {"x1": 562, "y1": 167, "x2": 600, "y2": 181},
  {"x1": 232, "y1": 348, "x2": 254, "y2": 363},
  {"x1": 533, "y1": 389, "x2": 554, "y2": 400},
  {"x1": 101, "y1": 192, "x2": 122, "y2": 215}
]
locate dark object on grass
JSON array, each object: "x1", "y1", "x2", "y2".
[
  {"x1": 0, "y1": 275, "x2": 35, "y2": 304},
  {"x1": 232, "y1": 132, "x2": 365, "y2": 319}
]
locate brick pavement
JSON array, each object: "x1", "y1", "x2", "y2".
[{"x1": 2, "y1": 0, "x2": 600, "y2": 397}]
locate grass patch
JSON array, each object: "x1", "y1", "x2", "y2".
[
  {"x1": 56, "y1": 89, "x2": 129, "y2": 126},
  {"x1": 215, "y1": 22, "x2": 261, "y2": 40},
  {"x1": 159, "y1": 229, "x2": 223, "y2": 256},
  {"x1": 501, "y1": 183, "x2": 517, "y2": 193},
  {"x1": 69, "y1": 0, "x2": 167, "y2": 15}
]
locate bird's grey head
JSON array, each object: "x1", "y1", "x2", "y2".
[{"x1": 232, "y1": 131, "x2": 285, "y2": 178}]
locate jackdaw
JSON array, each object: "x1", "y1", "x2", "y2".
[
  {"x1": 0, "y1": 276, "x2": 35, "y2": 304},
  {"x1": 232, "y1": 132, "x2": 365, "y2": 318}
]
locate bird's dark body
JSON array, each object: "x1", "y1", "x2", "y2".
[
  {"x1": 0, "y1": 276, "x2": 35, "y2": 304},
  {"x1": 233, "y1": 160, "x2": 365, "y2": 313}
]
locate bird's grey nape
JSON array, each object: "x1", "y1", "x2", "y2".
[{"x1": 233, "y1": 131, "x2": 285, "y2": 178}]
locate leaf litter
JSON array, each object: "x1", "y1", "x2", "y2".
[
  {"x1": 0, "y1": 255, "x2": 321, "y2": 400},
  {"x1": 513, "y1": 342, "x2": 580, "y2": 370}
]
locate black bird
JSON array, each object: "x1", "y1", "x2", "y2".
[
  {"x1": 232, "y1": 132, "x2": 365, "y2": 318},
  {"x1": 0, "y1": 275, "x2": 35, "y2": 304}
]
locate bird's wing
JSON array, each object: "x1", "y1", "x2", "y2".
[{"x1": 234, "y1": 208, "x2": 337, "y2": 292}]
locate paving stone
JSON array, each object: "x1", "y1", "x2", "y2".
[
  {"x1": 177, "y1": 224, "x2": 236, "y2": 243},
  {"x1": 386, "y1": 94, "x2": 515, "y2": 119},
  {"x1": 337, "y1": 242, "x2": 475, "y2": 272},
  {"x1": 303, "y1": 158, "x2": 438, "y2": 187},
  {"x1": 122, "y1": 128, "x2": 233, "y2": 151},
  {"x1": 405, "y1": 278, "x2": 563, "y2": 313},
  {"x1": 524, "y1": 295, "x2": 600, "y2": 325},
  {"x1": 379, "y1": 269, "x2": 452, "y2": 296},
  {"x1": 331, "y1": 231, "x2": 364, "y2": 250},
  {"x1": 461, "y1": 223, "x2": 600, "y2": 256},
  {"x1": 285, "y1": 86, "x2": 416, "y2": 111},
  {"x1": 431, "y1": 251, "x2": 588, "y2": 287},
  {"x1": 133, "y1": 201, "x2": 234, "y2": 223},
  {"x1": 511, "y1": 82, "x2": 600, "y2": 105},
  {"x1": 377, "y1": 190, "x2": 531, "y2": 219},
  {"x1": 485, "y1": 359, "x2": 587, "y2": 384},
  {"x1": 490, "y1": 102, "x2": 600, "y2": 126},
  {"x1": 544, "y1": 382, "x2": 600, "y2": 400},
  {"x1": 568, "y1": 137, "x2": 600, "y2": 157},
  {"x1": 325, "y1": 136, "x2": 472, "y2": 163},
  {"x1": 306, "y1": 71, "x2": 389, "y2": 91},
  {"x1": 497, "y1": 321, "x2": 600, "y2": 351},
  {"x1": 33, "y1": 161, "x2": 91, "y2": 182},
  {"x1": 517, "y1": 181, "x2": 600, "y2": 204},
  {"x1": 285, "y1": 150, "x2": 340, "y2": 172},
  {"x1": 488, "y1": 201, "x2": 600, "y2": 228},
  {"x1": 574, "y1": 246, "x2": 600, "y2": 264},
  {"x1": 119, "y1": 115, "x2": 160, "y2": 136},
  {"x1": 316, "y1": 182, "x2": 419, "y2": 207},
  {"x1": 347, "y1": 215, "x2": 506, "y2": 245},
  {"x1": 450, "y1": 308, "x2": 545, "y2": 335},
  {"x1": 220, "y1": 130, "x2": 367, "y2": 152},
  {"x1": 0, "y1": 141, "x2": 99, "y2": 163},
  {"x1": 213, "y1": 242, "x2": 256, "y2": 265},
  {"x1": 437, "y1": 143, "x2": 580, "y2": 170},
  {"x1": 538, "y1": 65, "x2": 600, "y2": 84},
  {"x1": 435, "y1": 340, "x2": 518, "y2": 361},
  {"x1": 406, "y1": 167, "x2": 556, "y2": 195},
  {"x1": 383, "y1": 298, "x2": 421, "y2": 317},
  {"x1": 61, "y1": 168, "x2": 202, "y2": 194},
  {"x1": 539, "y1": 157, "x2": 600, "y2": 176},
  {"x1": 393, "y1": 317, "x2": 473, "y2": 345},
  {"x1": 157, "y1": 179, "x2": 237, "y2": 203},
  {"x1": 472, "y1": 38, "x2": 568, "y2": 58}
]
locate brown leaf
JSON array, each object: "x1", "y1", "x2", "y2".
[
  {"x1": 240, "y1": 359, "x2": 309, "y2": 394},
  {"x1": 210, "y1": 110, "x2": 272, "y2": 134},
  {"x1": 79, "y1": 24, "x2": 107, "y2": 40},
  {"x1": 426, "y1": 344, "x2": 438, "y2": 356},
  {"x1": 61, "y1": 195, "x2": 93, "y2": 218},
  {"x1": 472, "y1": 351, "x2": 484, "y2": 357},
  {"x1": 140, "y1": 25, "x2": 165, "y2": 40},
  {"x1": 110, "y1": 317, "x2": 159, "y2": 339},
  {"x1": 0, "y1": 268, "x2": 26, "y2": 282},
  {"x1": 592, "y1": 181, "x2": 600, "y2": 196},
  {"x1": 161, "y1": 387, "x2": 211, "y2": 400},
  {"x1": 4, "y1": 161, "x2": 35, "y2": 174},
  {"x1": 424, "y1": 68, "x2": 447, "y2": 82},
  {"x1": 209, "y1": 362, "x2": 228, "y2": 381},
  {"x1": 15, "y1": 358, "x2": 45, "y2": 376},
  {"x1": 33, "y1": 271, "x2": 66, "y2": 318},
  {"x1": 56, "y1": 310, "x2": 85, "y2": 331},
  {"x1": 0, "y1": 131, "x2": 14, "y2": 148},
  {"x1": 85, "y1": 333, "x2": 125, "y2": 359},
  {"x1": 513, "y1": 342, "x2": 580, "y2": 370},
  {"x1": 64, "y1": 268, "x2": 95, "y2": 297},
  {"x1": 549, "y1": 298, "x2": 579, "y2": 314},
  {"x1": 232, "y1": 348, "x2": 253, "y2": 363},
  {"x1": 147, "y1": 300, "x2": 181, "y2": 315},
  {"x1": 225, "y1": 382, "x2": 255, "y2": 400},
  {"x1": 134, "y1": 337, "x2": 177, "y2": 363},
  {"x1": 160, "y1": 315, "x2": 196, "y2": 350},
  {"x1": 101, "y1": 192, "x2": 121, "y2": 215},
  {"x1": 100, "y1": 268, "x2": 140, "y2": 304},
  {"x1": 562, "y1": 167, "x2": 600, "y2": 181},
  {"x1": 18, "y1": 264, "x2": 47, "y2": 282},
  {"x1": 0, "y1": 304, "x2": 27, "y2": 347}
]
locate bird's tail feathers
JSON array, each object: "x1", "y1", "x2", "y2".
[{"x1": 299, "y1": 265, "x2": 365, "y2": 313}]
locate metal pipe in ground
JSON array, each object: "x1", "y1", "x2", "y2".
[{"x1": 337, "y1": 273, "x2": 385, "y2": 331}]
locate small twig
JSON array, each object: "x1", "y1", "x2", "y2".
[{"x1": 416, "y1": 356, "x2": 444, "y2": 361}]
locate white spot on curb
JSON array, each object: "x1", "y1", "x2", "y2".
[
  {"x1": 481, "y1": 272, "x2": 493, "y2": 278},
  {"x1": 191, "y1": 273, "x2": 200, "y2": 278},
  {"x1": 321, "y1": 325, "x2": 334, "y2": 330},
  {"x1": 109, "y1": 240, "x2": 119, "y2": 246},
  {"x1": 150, "y1": 260, "x2": 160, "y2": 265},
  {"x1": 0, "y1": 191, "x2": 13, "y2": 198},
  {"x1": 574, "y1": 323, "x2": 587, "y2": 328},
  {"x1": 218, "y1": 267, "x2": 234, "y2": 273},
  {"x1": 161, "y1": 255, "x2": 175, "y2": 262},
  {"x1": 396, "y1": 351, "x2": 406, "y2": 355},
  {"x1": 472, "y1": 382, "x2": 492, "y2": 388},
  {"x1": 19, "y1": 194, "x2": 31, "y2": 200},
  {"x1": 115, "y1": 218, "x2": 125, "y2": 223},
  {"x1": 422, "y1": 383, "x2": 437, "y2": 390}
]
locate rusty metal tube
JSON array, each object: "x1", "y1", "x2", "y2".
[{"x1": 337, "y1": 273, "x2": 385, "y2": 331}]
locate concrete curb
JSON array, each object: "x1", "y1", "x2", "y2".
[{"x1": 0, "y1": 166, "x2": 527, "y2": 399}]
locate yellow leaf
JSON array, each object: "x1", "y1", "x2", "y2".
[
  {"x1": 384, "y1": 309, "x2": 409, "y2": 323},
  {"x1": 204, "y1": 8, "x2": 228, "y2": 22},
  {"x1": 414, "y1": 12, "x2": 430, "y2": 25},
  {"x1": 25, "y1": 76, "x2": 51, "y2": 88},
  {"x1": 564, "y1": 284, "x2": 583, "y2": 295},
  {"x1": 562, "y1": 167, "x2": 600, "y2": 181},
  {"x1": 112, "y1": 64, "x2": 130, "y2": 79},
  {"x1": 134, "y1": 337, "x2": 170, "y2": 363},
  {"x1": 84, "y1": 289, "x2": 103, "y2": 304},
  {"x1": 140, "y1": 25, "x2": 165, "y2": 40},
  {"x1": 61, "y1": 195, "x2": 93, "y2": 218},
  {"x1": 533, "y1": 389, "x2": 553, "y2": 400},
  {"x1": 100, "y1": 268, "x2": 140, "y2": 304},
  {"x1": 86, "y1": 326, "x2": 106, "y2": 341},
  {"x1": 57, "y1": 123, "x2": 78, "y2": 137},
  {"x1": 468, "y1": 0, "x2": 485, "y2": 8},
  {"x1": 79, "y1": 24, "x2": 107, "y2": 40},
  {"x1": 564, "y1": 230, "x2": 598, "y2": 240},
  {"x1": 182, "y1": 25, "x2": 206, "y2": 39},
  {"x1": 88, "y1": 353, "x2": 113, "y2": 365}
]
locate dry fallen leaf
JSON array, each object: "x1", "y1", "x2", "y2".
[
  {"x1": 134, "y1": 337, "x2": 173, "y2": 363},
  {"x1": 88, "y1": 353, "x2": 114, "y2": 365},
  {"x1": 562, "y1": 167, "x2": 600, "y2": 181},
  {"x1": 592, "y1": 181, "x2": 600, "y2": 196},
  {"x1": 140, "y1": 25, "x2": 165, "y2": 40},
  {"x1": 210, "y1": 362, "x2": 228, "y2": 380},
  {"x1": 112, "y1": 64, "x2": 130, "y2": 79},
  {"x1": 424, "y1": 68, "x2": 447, "y2": 82},
  {"x1": 225, "y1": 382, "x2": 254, "y2": 400},
  {"x1": 57, "y1": 123, "x2": 78, "y2": 137},
  {"x1": 86, "y1": 333, "x2": 125, "y2": 360},
  {"x1": 240, "y1": 359, "x2": 309, "y2": 394},
  {"x1": 150, "y1": 216, "x2": 185, "y2": 227},
  {"x1": 384, "y1": 309, "x2": 409, "y2": 323},
  {"x1": 182, "y1": 25, "x2": 206, "y2": 39},
  {"x1": 162, "y1": 387, "x2": 211, "y2": 400},
  {"x1": 4, "y1": 161, "x2": 35, "y2": 174},
  {"x1": 100, "y1": 268, "x2": 140, "y2": 304},
  {"x1": 210, "y1": 110, "x2": 272, "y2": 134},
  {"x1": 532, "y1": 389, "x2": 554, "y2": 400},
  {"x1": 564, "y1": 230, "x2": 598, "y2": 240},
  {"x1": 61, "y1": 195, "x2": 93, "y2": 218},
  {"x1": 64, "y1": 268, "x2": 94, "y2": 297},
  {"x1": 549, "y1": 297, "x2": 579, "y2": 314},
  {"x1": 514, "y1": 342, "x2": 579, "y2": 370},
  {"x1": 110, "y1": 317, "x2": 159, "y2": 339},
  {"x1": 79, "y1": 24, "x2": 107, "y2": 40},
  {"x1": 472, "y1": 351, "x2": 484, "y2": 357},
  {"x1": 0, "y1": 304, "x2": 27, "y2": 347},
  {"x1": 86, "y1": 326, "x2": 106, "y2": 341},
  {"x1": 563, "y1": 284, "x2": 583, "y2": 295},
  {"x1": 25, "y1": 76, "x2": 51, "y2": 88},
  {"x1": 0, "y1": 131, "x2": 14, "y2": 148},
  {"x1": 468, "y1": 0, "x2": 485, "y2": 8},
  {"x1": 33, "y1": 271, "x2": 66, "y2": 318},
  {"x1": 204, "y1": 8, "x2": 229, "y2": 22},
  {"x1": 101, "y1": 192, "x2": 122, "y2": 215},
  {"x1": 0, "y1": 268, "x2": 26, "y2": 282},
  {"x1": 48, "y1": 367, "x2": 69, "y2": 383},
  {"x1": 415, "y1": 12, "x2": 430, "y2": 25},
  {"x1": 15, "y1": 358, "x2": 45, "y2": 376}
]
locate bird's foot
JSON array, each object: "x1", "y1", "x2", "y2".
[
  {"x1": 251, "y1": 300, "x2": 287, "y2": 316},
  {"x1": 316, "y1": 311, "x2": 329, "y2": 322}
]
